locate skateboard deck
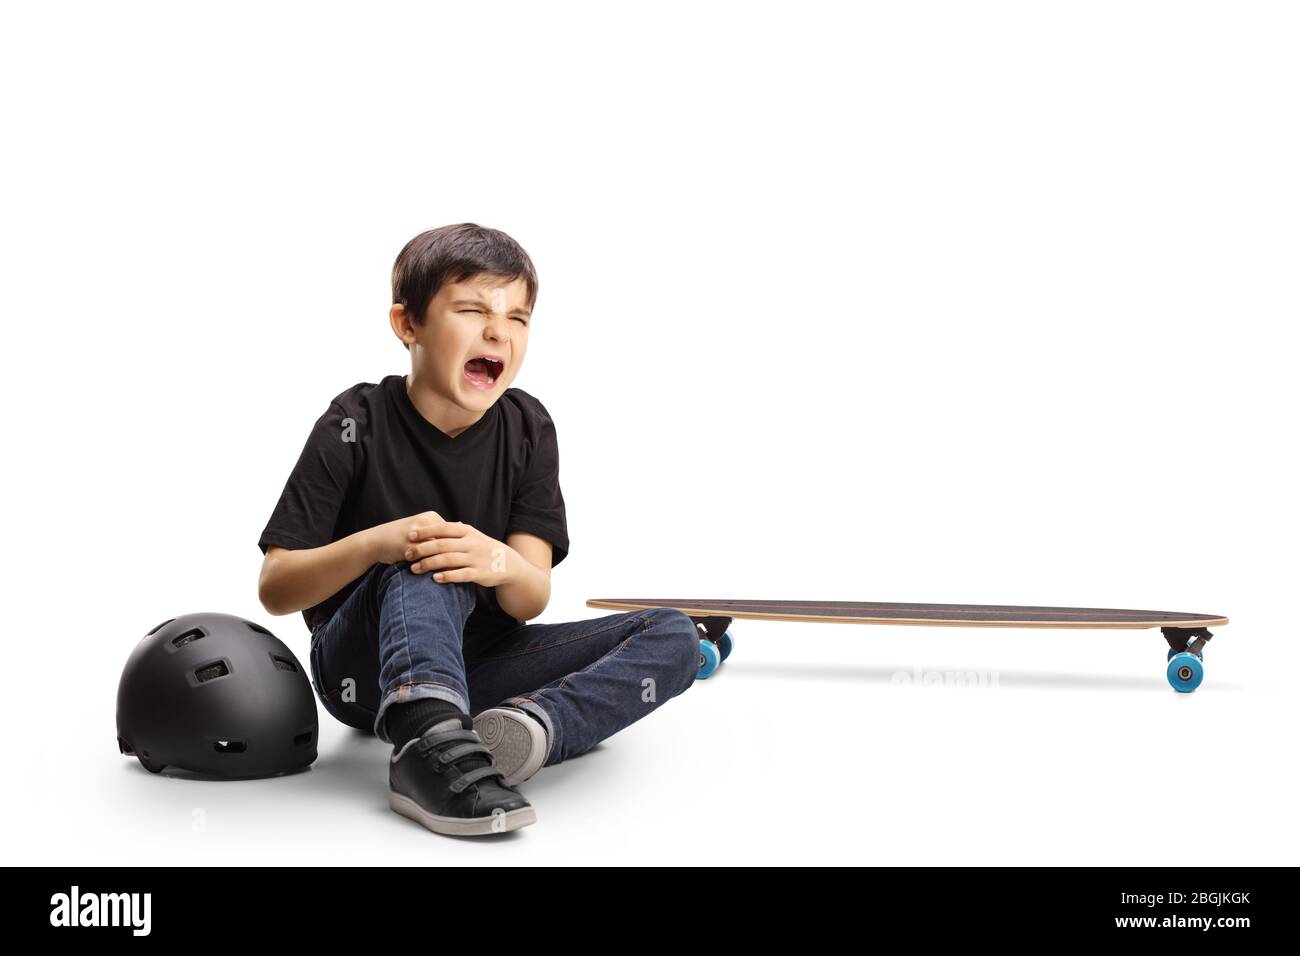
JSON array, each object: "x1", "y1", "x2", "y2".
[{"x1": 584, "y1": 598, "x2": 1228, "y2": 692}]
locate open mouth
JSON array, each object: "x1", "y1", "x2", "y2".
[{"x1": 463, "y1": 356, "x2": 505, "y2": 389}]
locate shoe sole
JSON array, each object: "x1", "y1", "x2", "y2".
[
  {"x1": 473, "y1": 709, "x2": 547, "y2": 787},
  {"x1": 389, "y1": 790, "x2": 536, "y2": 836}
]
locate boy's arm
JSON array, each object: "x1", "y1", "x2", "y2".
[
  {"x1": 260, "y1": 512, "x2": 423, "y2": 616},
  {"x1": 496, "y1": 532, "x2": 553, "y2": 622},
  {"x1": 258, "y1": 529, "x2": 383, "y2": 616}
]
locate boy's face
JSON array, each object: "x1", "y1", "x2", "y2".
[{"x1": 393, "y1": 273, "x2": 531, "y2": 412}]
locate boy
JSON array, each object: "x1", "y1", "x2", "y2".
[{"x1": 256, "y1": 224, "x2": 699, "y2": 836}]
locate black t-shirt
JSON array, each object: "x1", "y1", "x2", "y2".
[{"x1": 257, "y1": 374, "x2": 569, "y2": 644}]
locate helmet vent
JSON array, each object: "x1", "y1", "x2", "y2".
[
  {"x1": 246, "y1": 622, "x2": 274, "y2": 636},
  {"x1": 148, "y1": 618, "x2": 176, "y2": 636},
  {"x1": 172, "y1": 628, "x2": 205, "y2": 648},
  {"x1": 195, "y1": 661, "x2": 230, "y2": 682},
  {"x1": 213, "y1": 739, "x2": 247, "y2": 754},
  {"x1": 294, "y1": 731, "x2": 313, "y2": 746},
  {"x1": 271, "y1": 654, "x2": 298, "y2": 673}
]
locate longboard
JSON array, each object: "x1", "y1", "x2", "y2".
[{"x1": 584, "y1": 598, "x2": 1228, "y2": 692}]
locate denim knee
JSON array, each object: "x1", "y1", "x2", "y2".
[
  {"x1": 649, "y1": 608, "x2": 701, "y2": 690},
  {"x1": 381, "y1": 561, "x2": 477, "y2": 611}
]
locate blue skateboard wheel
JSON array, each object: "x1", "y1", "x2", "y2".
[
  {"x1": 717, "y1": 631, "x2": 734, "y2": 662},
  {"x1": 697, "y1": 639, "x2": 721, "y2": 680},
  {"x1": 1167, "y1": 652, "x2": 1204, "y2": 693}
]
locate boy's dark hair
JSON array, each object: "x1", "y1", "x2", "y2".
[{"x1": 391, "y1": 224, "x2": 539, "y2": 347}]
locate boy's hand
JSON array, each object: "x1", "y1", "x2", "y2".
[
  {"x1": 404, "y1": 514, "x2": 516, "y2": 587},
  {"x1": 369, "y1": 511, "x2": 449, "y2": 565}
]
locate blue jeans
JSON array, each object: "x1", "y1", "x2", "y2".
[{"x1": 307, "y1": 562, "x2": 700, "y2": 767}]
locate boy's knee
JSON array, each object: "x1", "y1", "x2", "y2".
[
  {"x1": 381, "y1": 562, "x2": 477, "y2": 604},
  {"x1": 648, "y1": 608, "x2": 701, "y2": 688}
]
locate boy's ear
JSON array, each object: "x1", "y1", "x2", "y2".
[{"x1": 390, "y1": 303, "x2": 416, "y2": 350}]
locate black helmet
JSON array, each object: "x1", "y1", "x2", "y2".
[{"x1": 116, "y1": 612, "x2": 318, "y2": 778}]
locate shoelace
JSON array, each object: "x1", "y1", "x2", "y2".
[{"x1": 415, "y1": 727, "x2": 506, "y2": 794}]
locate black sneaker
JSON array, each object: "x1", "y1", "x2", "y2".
[{"x1": 388, "y1": 715, "x2": 536, "y2": 836}]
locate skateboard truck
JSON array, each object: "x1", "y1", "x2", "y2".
[
  {"x1": 690, "y1": 615, "x2": 733, "y2": 644},
  {"x1": 1162, "y1": 626, "x2": 1213, "y2": 657},
  {"x1": 689, "y1": 615, "x2": 734, "y2": 680}
]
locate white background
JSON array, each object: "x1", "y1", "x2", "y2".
[{"x1": 3, "y1": 1, "x2": 1296, "y2": 865}]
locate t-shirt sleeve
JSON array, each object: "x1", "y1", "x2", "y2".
[
  {"x1": 506, "y1": 412, "x2": 569, "y2": 567},
  {"x1": 257, "y1": 401, "x2": 357, "y2": 554}
]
